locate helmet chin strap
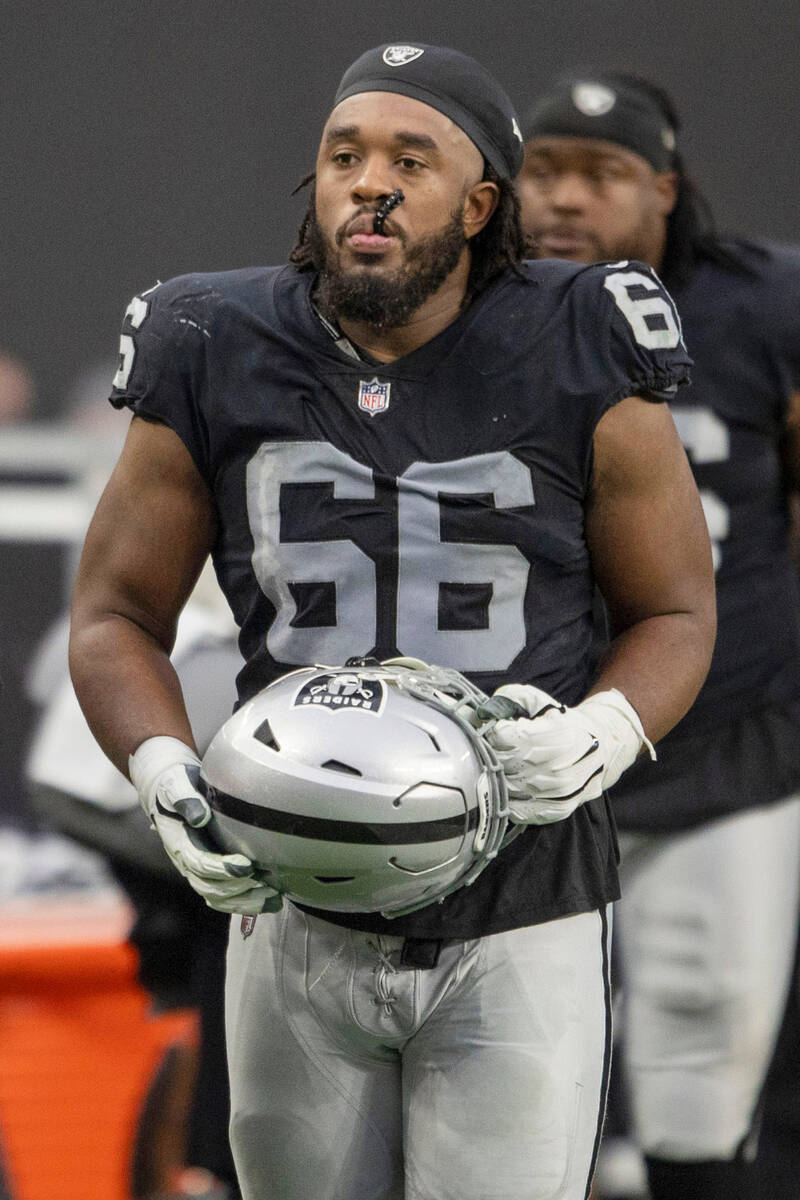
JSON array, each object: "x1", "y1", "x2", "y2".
[
  {"x1": 380, "y1": 655, "x2": 429, "y2": 671},
  {"x1": 372, "y1": 189, "x2": 405, "y2": 234}
]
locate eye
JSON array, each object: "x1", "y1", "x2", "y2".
[
  {"x1": 593, "y1": 164, "x2": 625, "y2": 182},
  {"x1": 525, "y1": 163, "x2": 553, "y2": 184},
  {"x1": 332, "y1": 151, "x2": 359, "y2": 167},
  {"x1": 397, "y1": 156, "x2": 425, "y2": 171}
]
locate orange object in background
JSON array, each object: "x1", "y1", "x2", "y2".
[{"x1": 0, "y1": 892, "x2": 198, "y2": 1200}]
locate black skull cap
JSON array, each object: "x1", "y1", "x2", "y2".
[
  {"x1": 333, "y1": 43, "x2": 524, "y2": 179},
  {"x1": 522, "y1": 76, "x2": 677, "y2": 171}
]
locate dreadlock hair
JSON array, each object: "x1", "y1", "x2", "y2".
[
  {"x1": 288, "y1": 164, "x2": 528, "y2": 305},
  {"x1": 592, "y1": 70, "x2": 762, "y2": 288},
  {"x1": 466, "y1": 165, "x2": 527, "y2": 299},
  {"x1": 289, "y1": 172, "x2": 317, "y2": 273}
]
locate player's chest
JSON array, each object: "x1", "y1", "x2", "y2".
[{"x1": 208, "y1": 348, "x2": 582, "y2": 480}]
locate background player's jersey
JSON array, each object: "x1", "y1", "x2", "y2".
[
  {"x1": 613, "y1": 241, "x2": 800, "y2": 831},
  {"x1": 110, "y1": 258, "x2": 690, "y2": 936}
]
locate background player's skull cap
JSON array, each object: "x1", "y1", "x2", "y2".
[
  {"x1": 333, "y1": 43, "x2": 524, "y2": 179},
  {"x1": 522, "y1": 75, "x2": 677, "y2": 171}
]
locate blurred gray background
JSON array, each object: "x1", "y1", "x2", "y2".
[
  {"x1": 3, "y1": 0, "x2": 799, "y2": 415},
  {"x1": 0, "y1": 0, "x2": 798, "y2": 833}
]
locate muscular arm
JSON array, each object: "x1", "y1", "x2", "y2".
[
  {"x1": 69, "y1": 417, "x2": 217, "y2": 775},
  {"x1": 586, "y1": 395, "x2": 716, "y2": 742}
]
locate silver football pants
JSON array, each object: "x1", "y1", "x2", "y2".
[
  {"x1": 616, "y1": 794, "x2": 800, "y2": 1161},
  {"x1": 225, "y1": 902, "x2": 612, "y2": 1199}
]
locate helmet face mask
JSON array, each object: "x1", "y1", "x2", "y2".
[{"x1": 200, "y1": 661, "x2": 515, "y2": 917}]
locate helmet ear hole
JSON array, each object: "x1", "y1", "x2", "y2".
[
  {"x1": 254, "y1": 718, "x2": 280, "y2": 749},
  {"x1": 320, "y1": 759, "x2": 362, "y2": 776}
]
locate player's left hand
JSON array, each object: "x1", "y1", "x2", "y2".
[{"x1": 485, "y1": 684, "x2": 654, "y2": 825}]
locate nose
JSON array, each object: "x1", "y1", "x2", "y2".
[
  {"x1": 350, "y1": 156, "x2": 393, "y2": 206},
  {"x1": 547, "y1": 171, "x2": 593, "y2": 213}
]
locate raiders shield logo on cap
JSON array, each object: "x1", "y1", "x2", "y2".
[
  {"x1": 382, "y1": 45, "x2": 425, "y2": 66},
  {"x1": 572, "y1": 83, "x2": 617, "y2": 116}
]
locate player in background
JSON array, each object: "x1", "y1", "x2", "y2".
[
  {"x1": 27, "y1": 570, "x2": 242, "y2": 1200},
  {"x1": 518, "y1": 72, "x2": 800, "y2": 1200},
  {"x1": 69, "y1": 44, "x2": 715, "y2": 1200}
]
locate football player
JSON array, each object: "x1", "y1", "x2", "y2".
[
  {"x1": 69, "y1": 44, "x2": 715, "y2": 1200},
  {"x1": 518, "y1": 73, "x2": 800, "y2": 1200},
  {"x1": 28, "y1": 574, "x2": 242, "y2": 1200}
]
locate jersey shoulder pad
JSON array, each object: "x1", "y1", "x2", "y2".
[
  {"x1": 109, "y1": 273, "x2": 215, "y2": 406},
  {"x1": 586, "y1": 259, "x2": 691, "y2": 402},
  {"x1": 110, "y1": 267, "x2": 282, "y2": 406},
  {"x1": 107, "y1": 272, "x2": 229, "y2": 480}
]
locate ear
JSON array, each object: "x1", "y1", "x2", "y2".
[
  {"x1": 463, "y1": 180, "x2": 500, "y2": 240},
  {"x1": 655, "y1": 170, "x2": 678, "y2": 217}
]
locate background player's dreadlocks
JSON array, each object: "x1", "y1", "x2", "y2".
[{"x1": 289, "y1": 164, "x2": 527, "y2": 304}]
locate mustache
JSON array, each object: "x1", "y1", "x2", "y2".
[
  {"x1": 335, "y1": 205, "x2": 406, "y2": 246},
  {"x1": 523, "y1": 226, "x2": 604, "y2": 259}
]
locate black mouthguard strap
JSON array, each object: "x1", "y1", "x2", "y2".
[{"x1": 372, "y1": 189, "x2": 405, "y2": 234}]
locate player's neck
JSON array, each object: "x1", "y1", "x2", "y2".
[
  {"x1": 642, "y1": 224, "x2": 666, "y2": 274},
  {"x1": 337, "y1": 262, "x2": 471, "y2": 363}
]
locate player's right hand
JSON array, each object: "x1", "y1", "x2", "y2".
[{"x1": 130, "y1": 736, "x2": 282, "y2": 915}]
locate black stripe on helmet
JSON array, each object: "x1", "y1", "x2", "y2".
[{"x1": 205, "y1": 786, "x2": 476, "y2": 845}]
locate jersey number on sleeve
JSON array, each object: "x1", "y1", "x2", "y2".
[
  {"x1": 112, "y1": 296, "x2": 150, "y2": 391},
  {"x1": 246, "y1": 442, "x2": 534, "y2": 671},
  {"x1": 603, "y1": 267, "x2": 682, "y2": 349}
]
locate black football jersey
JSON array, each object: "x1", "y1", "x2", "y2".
[
  {"x1": 110, "y1": 258, "x2": 690, "y2": 936},
  {"x1": 612, "y1": 241, "x2": 800, "y2": 832}
]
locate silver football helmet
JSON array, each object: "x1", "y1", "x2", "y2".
[{"x1": 199, "y1": 659, "x2": 517, "y2": 917}]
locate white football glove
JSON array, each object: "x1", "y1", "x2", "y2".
[
  {"x1": 129, "y1": 736, "x2": 282, "y2": 915},
  {"x1": 485, "y1": 685, "x2": 655, "y2": 825}
]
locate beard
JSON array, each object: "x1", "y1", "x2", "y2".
[
  {"x1": 526, "y1": 225, "x2": 608, "y2": 263},
  {"x1": 309, "y1": 205, "x2": 468, "y2": 330},
  {"x1": 526, "y1": 213, "x2": 659, "y2": 267}
]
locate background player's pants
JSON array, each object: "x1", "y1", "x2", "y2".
[
  {"x1": 225, "y1": 903, "x2": 612, "y2": 1200},
  {"x1": 615, "y1": 794, "x2": 800, "y2": 1162}
]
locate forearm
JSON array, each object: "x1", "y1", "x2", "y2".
[
  {"x1": 589, "y1": 610, "x2": 714, "y2": 744},
  {"x1": 67, "y1": 420, "x2": 217, "y2": 775},
  {"x1": 69, "y1": 614, "x2": 197, "y2": 777}
]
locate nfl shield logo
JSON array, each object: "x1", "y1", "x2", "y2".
[
  {"x1": 240, "y1": 915, "x2": 257, "y2": 939},
  {"x1": 358, "y1": 377, "x2": 391, "y2": 417}
]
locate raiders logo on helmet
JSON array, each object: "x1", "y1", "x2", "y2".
[{"x1": 293, "y1": 672, "x2": 385, "y2": 714}]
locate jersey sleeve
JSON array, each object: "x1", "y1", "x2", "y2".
[
  {"x1": 598, "y1": 261, "x2": 692, "y2": 405},
  {"x1": 109, "y1": 275, "x2": 212, "y2": 478},
  {"x1": 767, "y1": 244, "x2": 800, "y2": 391}
]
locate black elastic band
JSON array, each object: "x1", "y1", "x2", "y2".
[{"x1": 401, "y1": 937, "x2": 443, "y2": 969}]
